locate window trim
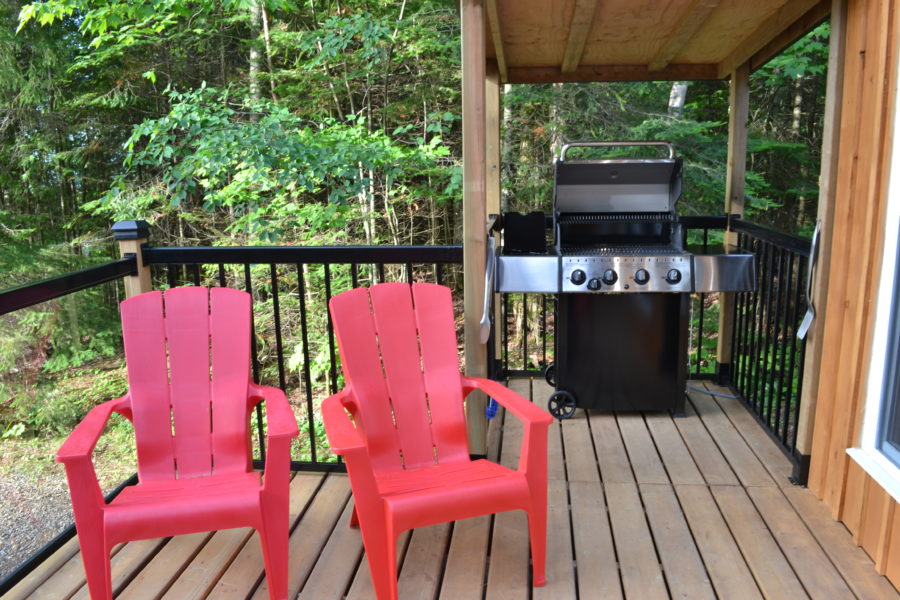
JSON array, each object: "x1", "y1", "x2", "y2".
[{"x1": 848, "y1": 56, "x2": 900, "y2": 502}]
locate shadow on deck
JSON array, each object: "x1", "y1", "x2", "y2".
[{"x1": 4, "y1": 379, "x2": 898, "y2": 599}]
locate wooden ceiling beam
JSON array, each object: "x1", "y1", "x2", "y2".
[
  {"x1": 485, "y1": 0, "x2": 508, "y2": 82},
  {"x1": 749, "y1": 0, "x2": 830, "y2": 71},
  {"x1": 648, "y1": 0, "x2": 721, "y2": 72},
  {"x1": 716, "y1": 0, "x2": 825, "y2": 79},
  {"x1": 561, "y1": 0, "x2": 599, "y2": 73},
  {"x1": 506, "y1": 63, "x2": 720, "y2": 83}
]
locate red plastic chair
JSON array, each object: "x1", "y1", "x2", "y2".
[
  {"x1": 57, "y1": 287, "x2": 299, "y2": 600},
  {"x1": 322, "y1": 282, "x2": 552, "y2": 600}
]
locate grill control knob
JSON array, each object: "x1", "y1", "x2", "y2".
[
  {"x1": 602, "y1": 269, "x2": 618, "y2": 285},
  {"x1": 634, "y1": 268, "x2": 650, "y2": 285},
  {"x1": 571, "y1": 269, "x2": 587, "y2": 285},
  {"x1": 665, "y1": 269, "x2": 682, "y2": 285},
  {"x1": 587, "y1": 278, "x2": 602, "y2": 291}
]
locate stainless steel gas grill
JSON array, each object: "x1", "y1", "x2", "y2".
[{"x1": 494, "y1": 141, "x2": 756, "y2": 419}]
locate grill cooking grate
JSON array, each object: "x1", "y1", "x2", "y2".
[
  {"x1": 560, "y1": 244, "x2": 685, "y2": 256},
  {"x1": 557, "y1": 212, "x2": 675, "y2": 224}
]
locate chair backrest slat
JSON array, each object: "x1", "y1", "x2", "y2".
[
  {"x1": 330, "y1": 283, "x2": 469, "y2": 471},
  {"x1": 121, "y1": 287, "x2": 252, "y2": 481},
  {"x1": 370, "y1": 283, "x2": 437, "y2": 469},
  {"x1": 411, "y1": 283, "x2": 469, "y2": 463},
  {"x1": 330, "y1": 287, "x2": 404, "y2": 472},
  {"x1": 163, "y1": 287, "x2": 213, "y2": 478},
  {"x1": 210, "y1": 288, "x2": 253, "y2": 474},
  {"x1": 121, "y1": 291, "x2": 176, "y2": 481}
]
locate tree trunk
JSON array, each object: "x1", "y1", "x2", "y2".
[
  {"x1": 249, "y1": 1, "x2": 262, "y2": 101},
  {"x1": 668, "y1": 82, "x2": 688, "y2": 117}
]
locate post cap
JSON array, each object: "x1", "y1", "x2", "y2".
[{"x1": 110, "y1": 220, "x2": 151, "y2": 241}]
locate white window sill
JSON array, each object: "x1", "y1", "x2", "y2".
[{"x1": 847, "y1": 447, "x2": 900, "y2": 504}]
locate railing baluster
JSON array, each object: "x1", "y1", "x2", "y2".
[
  {"x1": 787, "y1": 255, "x2": 807, "y2": 450},
  {"x1": 502, "y1": 292, "x2": 510, "y2": 374},
  {"x1": 323, "y1": 264, "x2": 339, "y2": 395},
  {"x1": 773, "y1": 251, "x2": 794, "y2": 442},
  {"x1": 243, "y1": 263, "x2": 265, "y2": 462},
  {"x1": 218, "y1": 264, "x2": 226, "y2": 287},
  {"x1": 296, "y1": 264, "x2": 317, "y2": 464},
  {"x1": 270, "y1": 264, "x2": 287, "y2": 392},
  {"x1": 521, "y1": 294, "x2": 529, "y2": 371},
  {"x1": 244, "y1": 264, "x2": 260, "y2": 383},
  {"x1": 541, "y1": 294, "x2": 548, "y2": 366}
]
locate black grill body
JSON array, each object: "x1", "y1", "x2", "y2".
[{"x1": 556, "y1": 292, "x2": 689, "y2": 413}]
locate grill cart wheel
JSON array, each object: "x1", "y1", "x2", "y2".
[
  {"x1": 548, "y1": 390, "x2": 576, "y2": 420},
  {"x1": 544, "y1": 363, "x2": 556, "y2": 387}
]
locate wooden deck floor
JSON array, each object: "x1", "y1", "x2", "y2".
[{"x1": 5, "y1": 379, "x2": 900, "y2": 600}]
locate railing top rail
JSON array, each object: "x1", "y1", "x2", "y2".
[
  {"x1": 0, "y1": 257, "x2": 136, "y2": 316},
  {"x1": 678, "y1": 215, "x2": 729, "y2": 228},
  {"x1": 142, "y1": 245, "x2": 464, "y2": 265},
  {"x1": 731, "y1": 220, "x2": 811, "y2": 256}
]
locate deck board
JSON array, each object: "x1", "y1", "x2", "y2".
[{"x1": 10, "y1": 380, "x2": 900, "y2": 600}]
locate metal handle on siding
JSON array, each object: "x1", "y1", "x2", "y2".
[
  {"x1": 559, "y1": 141, "x2": 676, "y2": 161},
  {"x1": 479, "y1": 236, "x2": 496, "y2": 344},
  {"x1": 797, "y1": 219, "x2": 821, "y2": 340}
]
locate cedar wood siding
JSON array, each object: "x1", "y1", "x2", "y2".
[{"x1": 808, "y1": 0, "x2": 900, "y2": 581}]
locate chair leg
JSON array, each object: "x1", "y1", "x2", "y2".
[
  {"x1": 359, "y1": 518, "x2": 398, "y2": 600},
  {"x1": 79, "y1": 534, "x2": 112, "y2": 600},
  {"x1": 349, "y1": 504, "x2": 359, "y2": 528},
  {"x1": 528, "y1": 503, "x2": 547, "y2": 587},
  {"x1": 258, "y1": 506, "x2": 290, "y2": 600}
]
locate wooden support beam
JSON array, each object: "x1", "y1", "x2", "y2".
[
  {"x1": 486, "y1": 62, "x2": 502, "y2": 361},
  {"x1": 716, "y1": 0, "x2": 824, "y2": 79},
  {"x1": 462, "y1": 0, "x2": 488, "y2": 456},
  {"x1": 111, "y1": 220, "x2": 153, "y2": 298},
  {"x1": 485, "y1": 0, "x2": 508, "y2": 82},
  {"x1": 794, "y1": 0, "x2": 845, "y2": 463},
  {"x1": 561, "y1": 0, "x2": 598, "y2": 73},
  {"x1": 716, "y1": 62, "x2": 750, "y2": 371},
  {"x1": 648, "y1": 0, "x2": 720, "y2": 72},
  {"x1": 749, "y1": 0, "x2": 831, "y2": 72},
  {"x1": 506, "y1": 63, "x2": 719, "y2": 84}
]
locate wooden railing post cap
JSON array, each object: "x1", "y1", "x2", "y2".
[{"x1": 111, "y1": 220, "x2": 151, "y2": 241}]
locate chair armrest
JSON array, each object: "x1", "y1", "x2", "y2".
[
  {"x1": 460, "y1": 376, "x2": 553, "y2": 426},
  {"x1": 56, "y1": 395, "x2": 131, "y2": 464},
  {"x1": 249, "y1": 383, "x2": 300, "y2": 439},
  {"x1": 321, "y1": 389, "x2": 367, "y2": 455}
]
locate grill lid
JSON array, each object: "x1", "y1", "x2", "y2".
[{"x1": 554, "y1": 142, "x2": 683, "y2": 215}]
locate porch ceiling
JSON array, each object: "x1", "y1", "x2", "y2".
[{"x1": 485, "y1": 0, "x2": 830, "y2": 83}]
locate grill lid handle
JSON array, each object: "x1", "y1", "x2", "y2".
[
  {"x1": 559, "y1": 141, "x2": 675, "y2": 161},
  {"x1": 479, "y1": 235, "x2": 496, "y2": 344}
]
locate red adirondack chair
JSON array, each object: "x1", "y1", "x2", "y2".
[
  {"x1": 56, "y1": 287, "x2": 299, "y2": 600},
  {"x1": 322, "y1": 282, "x2": 552, "y2": 600}
]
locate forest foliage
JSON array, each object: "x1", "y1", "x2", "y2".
[{"x1": 0, "y1": 0, "x2": 829, "y2": 441}]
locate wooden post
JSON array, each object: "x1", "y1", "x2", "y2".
[
  {"x1": 110, "y1": 220, "x2": 152, "y2": 298},
  {"x1": 795, "y1": 0, "x2": 845, "y2": 474},
  {"x1": 462, "y1": 0, "x2": 488, "y2": 455},
  {"x1": 486, "y1": 61, "x2": 502, "y2": 362},
  {"x1": 716, "y1": 61, "x2": 750, "y2": 381}
]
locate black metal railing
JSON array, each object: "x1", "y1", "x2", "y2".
[
  {"x1": 731, "y1": 220, "x2": 810, "y2": 474},
  {"x1": 495, "y1": 215, "x2": 811, "y2": 480},
  {"x1": 0, "y1": 256, "x2": 136, "y2": 316}
]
